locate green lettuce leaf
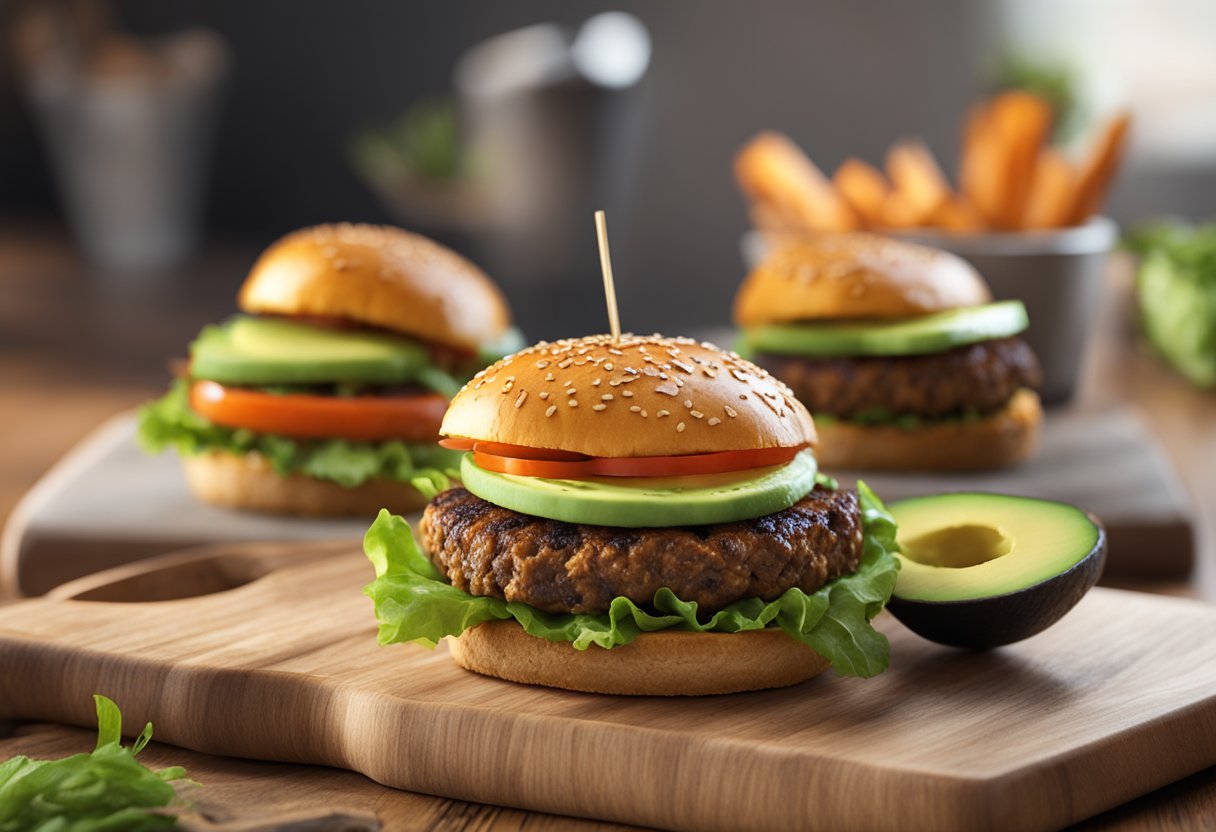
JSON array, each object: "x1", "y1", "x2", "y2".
[
  {"x1": 0, "y1": 695, "x2": 192, "y2": 831},
  {"x1": 137, "y1": 380, "x2": 459, "y2": 492},
  {"x1": 1127, "y1": 222, "x2": 1216, "y2": 388},
  {"x1": 363, "y1": 482, "x2": 900, "y2": 677}
]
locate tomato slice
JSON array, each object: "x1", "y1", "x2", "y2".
[
  {"x1": 467, "y1": 444, "x2": 804, "y2": 479},
  {"x1": 439, "y1": 438, "x2": 588, "y2": 461},
  {"x1": 189, "y1": 380, "x2": 446, "y2": 442}
]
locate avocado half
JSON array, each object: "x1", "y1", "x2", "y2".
[{"x1": 885, "y1": 493, "x2": 1106, "y2": 649}]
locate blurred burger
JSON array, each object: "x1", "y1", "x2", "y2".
[
  {"x1": 362, "y1": 334, "x2": 900, "y2": 696},
  {"x1": 139, "y1": 223, "x2": 520, "y2": 516},
  {"x1": 734, "y1": 233, "x2": 1043, "y2": 471}
]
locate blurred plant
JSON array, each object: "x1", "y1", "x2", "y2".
[
  {"x1": 994, "y1": 53, "x2": 1082, "y2": 143},
  {"x1": 352, "y1": 97, "x2": 466, "y2": 183},
  {"x1": 1124, "y1": 221, "x2": 1216, "y2": 389}
]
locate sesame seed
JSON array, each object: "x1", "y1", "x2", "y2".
[
  {"x1": 725, "y1": 406, "x2": 737, "y2": 418},
  {"x1": 657, "y1": 409, "x2": 670, "y2": 417},
  {"x1": 630, "y1": 405, "x2": 641, "y2": 412},
  {"x1": 625, "y1": 367, "x2": 639, "y2": 375},
  {"x1": 601, "y1": 394, "x2": 613, "y2": 401},
  {"x1": 683, "y1": 400, "x2": 692, "y2": 408},
  {"x1": 676, "y1": 421, "x2": 686, "y2": 432},
  {"x1": 703, "y1": 369, "x2": 717, "y2": 378},
  {"x1": 539, "y1": 391, "x2": 549, "y2": 400},
  {"x1": 675, "y1": 378, "x2": 685, "y2": 387},
  {"x1": 568, "y1": 400, "x2": 579, "y2": 408},
  {"x1": 640, "y1": 409, "x2": 648, "y2": 417},
  {"x1": 604, "y1": 363, "x2": 614, "y2": 371},
  {"x1": 558, "y1": 359, "x2": 574, "y2": 369},
  {"x1": 672, "y1": 360, "x2": 694, "y2": 374},
  {"x1": 546, "y1": 405, "x2": 557, "y2": 417},
  {"x1": 659, "y1": 373, "x2": 669, "y2": 380},
  {"x1": 655, "y1": 382, "x2": 678, "y2": 396},
  {"x1": 545, "y1": 372, "x2": 555, "y2": 381},
  {"x1": 564, "y1": 380, "x2": 573, "y2": 387},
  {"x1": 592, "y1": 404, "x2": 607, "y2": 411},
  {"x1": 536, "y1": 360, "x2": 550, "y2": 368},
  {"x1": 622, "y1": 390, "x2": 634, "y2": 398},
  {"x1": 690, "y1": 410, "x2": 704, "y2": 419},
  {"x1": 609, "y1": 349, "x2": 623, "y2": 356},
  {"x1": 609, "y1": 378, "x2": 622, "y2": 387},
  {"x1": 566, "y1": 388, "x2": 577, "y2": 396},
  {"x1": 514, "y1": 391, "x2": 528, "y2": 408},
  {"x1": 708, "y1": 417, "x2": 721, "y2": 426},
  {"x1": 593, "y1": 378, "x2": 602, "y2": 386}
]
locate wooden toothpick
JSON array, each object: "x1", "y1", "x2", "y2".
[{"x1": 594, "y1": 210, "x2": 621, "y2": 344}]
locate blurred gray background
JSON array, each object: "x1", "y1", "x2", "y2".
[{"x1": 2, "y1": 0, "x2": 1213, "y2": 343}]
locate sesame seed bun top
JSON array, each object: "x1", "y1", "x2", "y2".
[
  {"x1": 733, "y1": 232, "x2": 991, "y2": 327},
  {"x1": 238, "y1": 223, "x2": 511, "y2": 351},
  {"x1": 440, "y1": 334, "x2": 817, "y2": 457}
]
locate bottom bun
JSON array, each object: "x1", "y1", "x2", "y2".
[
  {"x1": 449, "y1": 621, "x2": 830, "y2": 696},
  {"x1": 182, "y1": 450, "x2": 430, "y2": 517},
  {"x1": 815, "y1": 388, "x2": 1043, "y2": 472}
]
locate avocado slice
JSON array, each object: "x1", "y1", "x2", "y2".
[
  {"x1": 885, "y1": 493, "x2": 1105, "y2": 648},
  {"x1": 742, "y1": 300, "x2": 1028, "y2": 357},
  {"x1": 190, "y1": 316, "x2": 431, "y2": 385},
  {"x1": 458, "y1": 449, "x2": 818, "y2": 528}
]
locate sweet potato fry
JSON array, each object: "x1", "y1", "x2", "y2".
[
  {"x1": 931, "y1": 196, "x2": 986, "y2": 232},
  {"x1": 1067, "y1": 112, "x2": 1132, "y2": 225},
  {"x1": 1021, "y1": 149, "x2": 1077, "y2": 229},
  {"x1": 989, "y1": 91, "x2": 1052, "y2": 228},
  {"x1": 832, "y1": 158, "x2": 890, "y2": 226},
  {"x1": 885, "y1": 139, "x2": 952, "y2": 221},
  {"x1": 879, "y1": 191, "x2": 926, "y2": 229},
  {"x1": 960, "y1": 93, "x2": 1052, "y2": 229},
  {"x1": 959, "y1": 102, "x2": 1002, "y2": 224},
  {"x1": 734, "y1": 131, "x2": 860, "y2": 232}
]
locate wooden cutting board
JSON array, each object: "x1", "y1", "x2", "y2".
[
  {"x1": 0, "y1": 405, "x2": 1194, "y2": 598},
  {"x1": 2, "y1": 543, "x2": 1214, "y2": 832},
  {"x1": 0, "y1": 414, "x2": 372, "y2": 596}
]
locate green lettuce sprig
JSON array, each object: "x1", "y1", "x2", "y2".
[
  {"x1": 0, "y1": 696, "x2": 192, "y2": 831},
  {"x1": 363, "y1": 482, "x2": 900, "y2": 678},
  {"x1": 138, "y1": 380, "x2": 459, "y2": 495}
]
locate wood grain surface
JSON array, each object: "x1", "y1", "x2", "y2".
[
  {"x1": 2, "y1": 543, "x2": 1215, "y2": 832},
  {"x1": 0, "y1": 722, "x2": 638, "y2": 832}
]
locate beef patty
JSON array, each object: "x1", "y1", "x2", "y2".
[
  {"x1": 420, "y1": 487, "x2": 863, "y2": 615},
  {"x1": 755, "y1": 336, "x2": 1041, "y2": 420}
]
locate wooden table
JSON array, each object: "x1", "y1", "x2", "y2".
[{"x1": 1, "y1": 225, "x2": 1213, "y2": 830}]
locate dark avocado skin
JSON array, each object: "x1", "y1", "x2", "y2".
[{"x1": 887, "y1": 514, "x2": 1106, "y2": 649}]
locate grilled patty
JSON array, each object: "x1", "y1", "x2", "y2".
[
  {"x1": 755, "y1": 337, "x2": 1041, "y2": 420},
  {"x1": 420, "y1": 487, "x2": 864, "y2": 615}
]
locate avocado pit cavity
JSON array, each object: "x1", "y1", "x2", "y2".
[{"x1": 902, "y1": 523, "x2": 1012, "y2": 569}]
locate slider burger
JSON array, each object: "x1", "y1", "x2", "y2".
[
  {"x1": 139, "y1": 223, "x2": 518, "y2": 516},
  {"x1": 735, "y1": 232, "x2": 1043, "y2": 471},
  {"x1": 363, "y1": 334, "x2": 900, "y2": 695}
]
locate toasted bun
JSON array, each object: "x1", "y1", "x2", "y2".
[
  {"x1": 734, "y1": 232, "x2": 990, "y2": 326},
  {"x1": 815, "y1": 388, "x2": 1042, "y2": 472},
  {"x1": 182, "y1": 451, "x2": 429, "y2": 517},
  {"x1": 450, "y1": 622, "x2": 829, "y2": 696},
  {"x1": 238, "y1": 223, "x2": 510, "y2": 351},
  {"x1": 440, "y1": 334, "x2": 817, "y2": 457}
]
